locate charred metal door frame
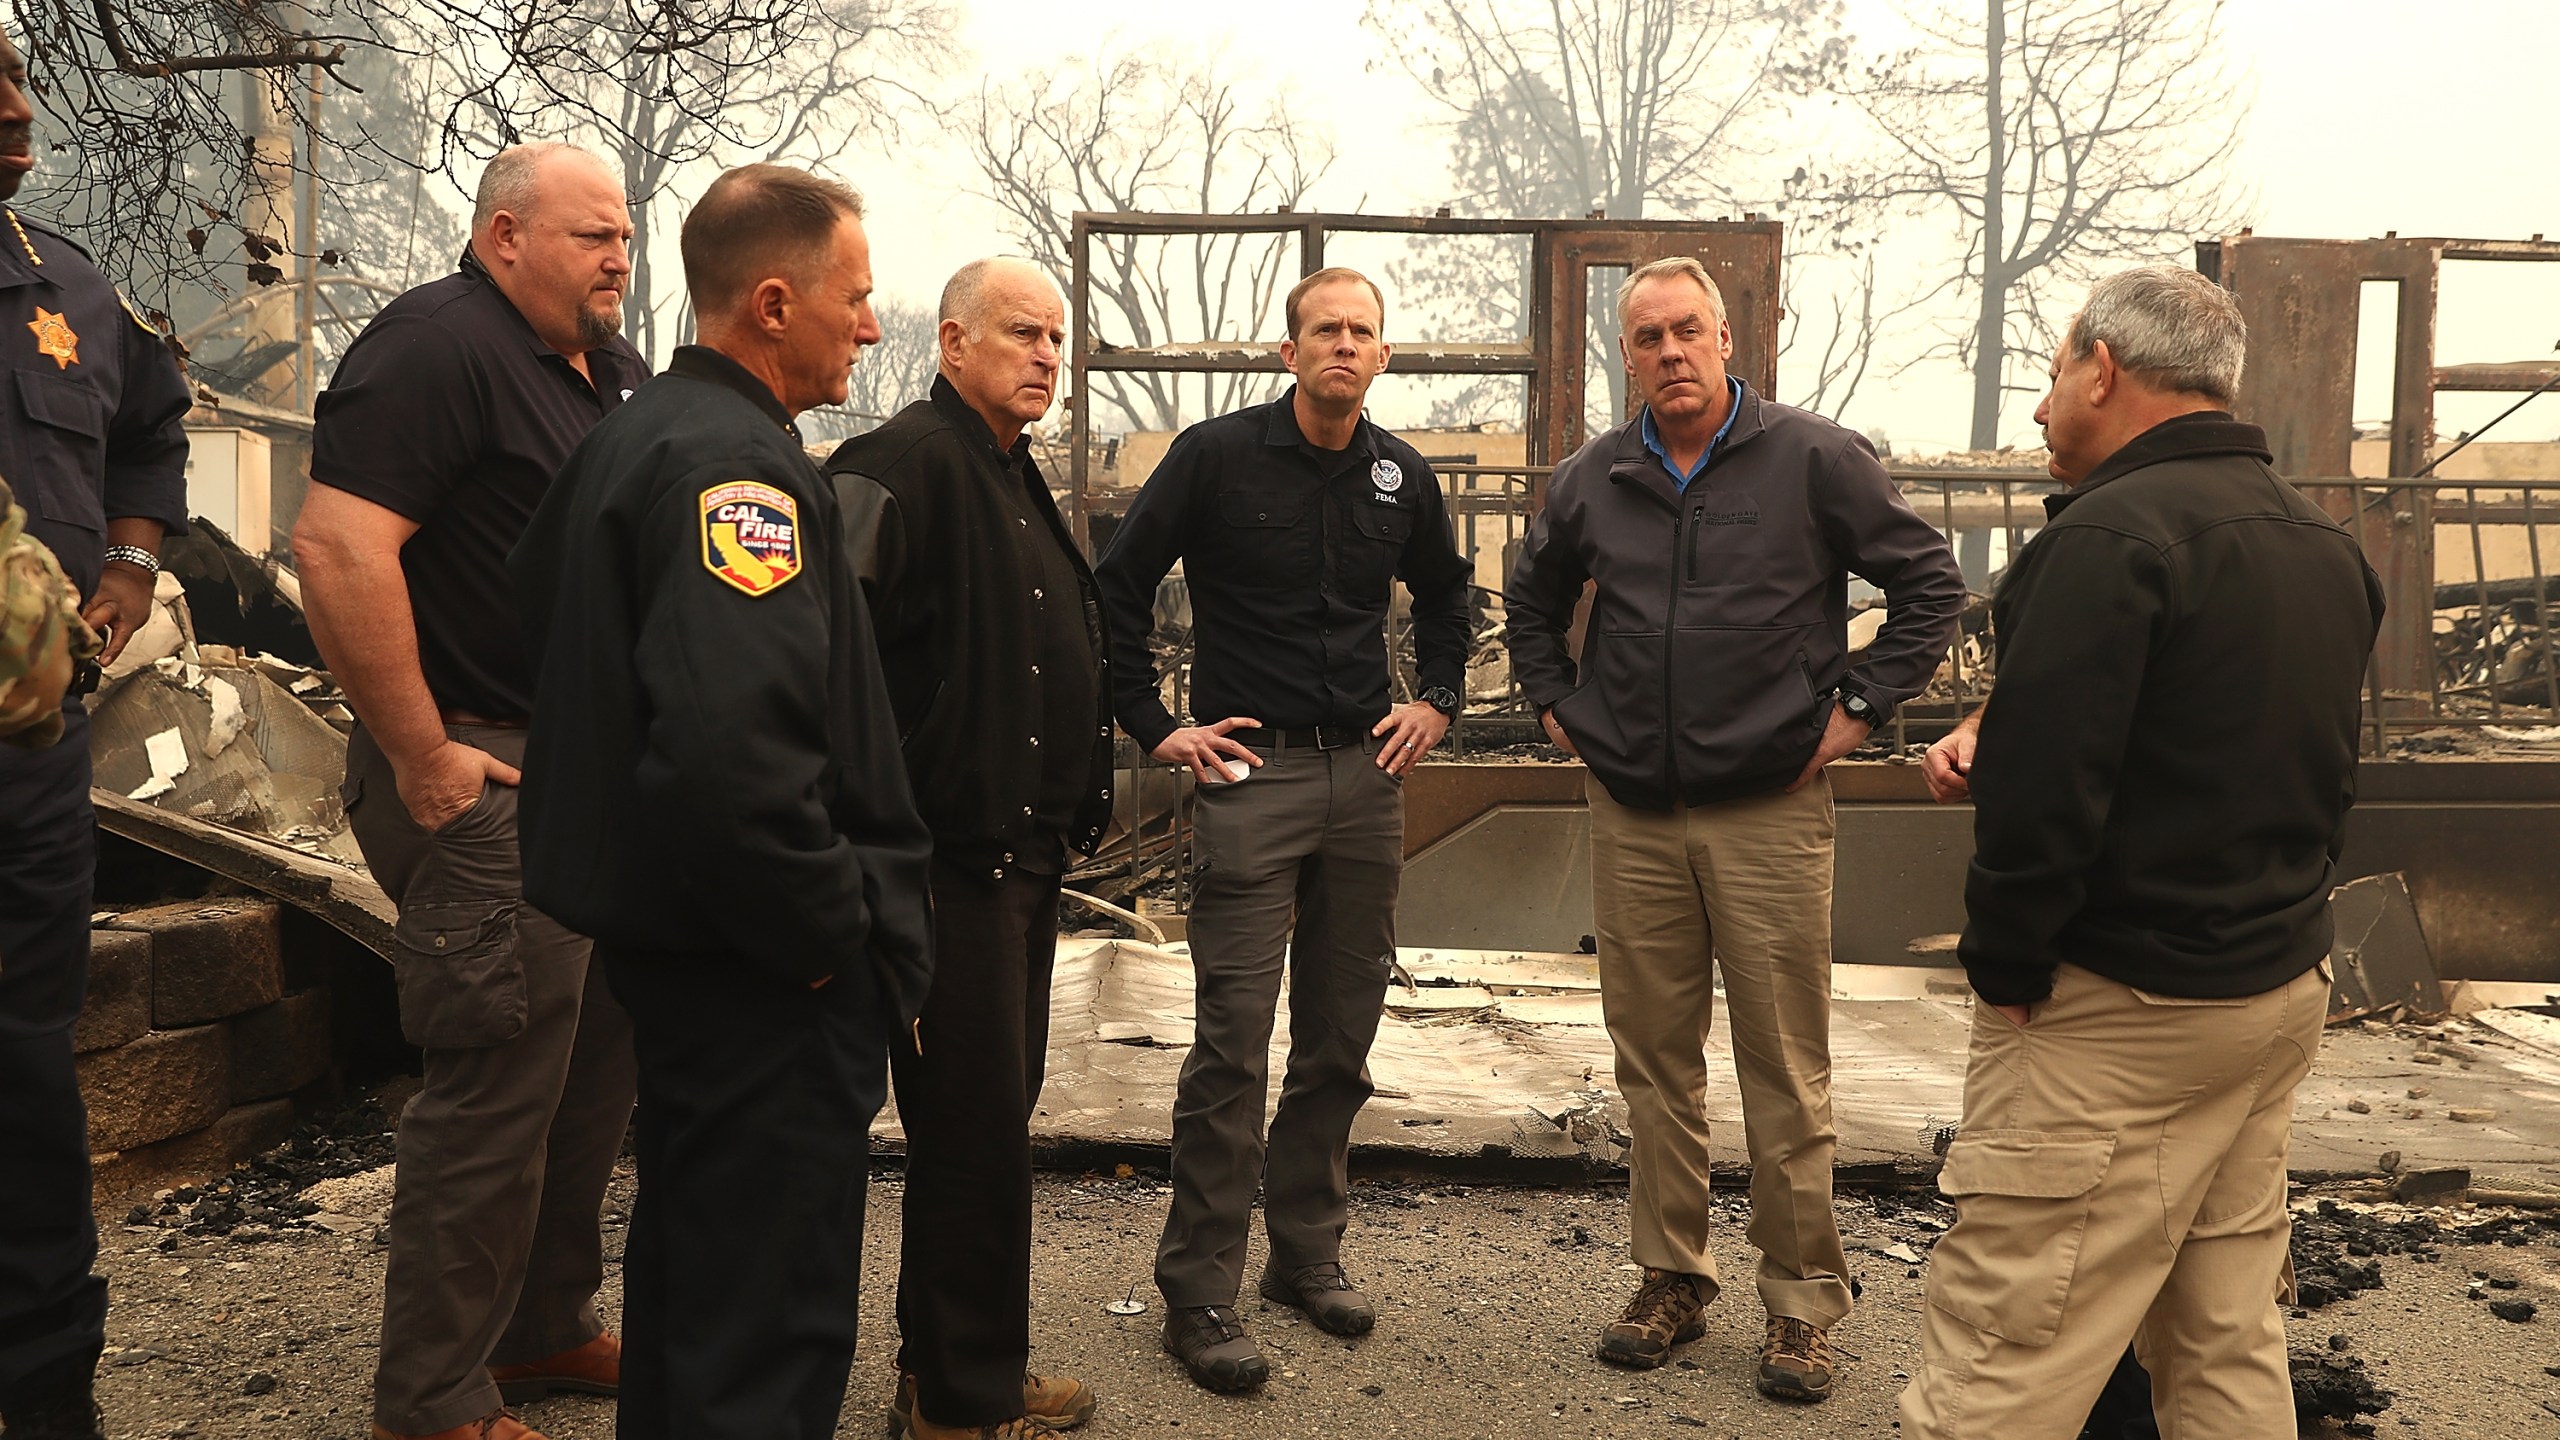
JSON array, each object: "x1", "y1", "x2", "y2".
[
  {"x1": 2202, "y1": 234, "x2": 2560, "y2": 708},
  {"x1": 1066, "y1": 211, "x2": 1784, "y2": 540},
  {"x1": 1527, "y1": 222, "x2": 1782, "y2": 503}
]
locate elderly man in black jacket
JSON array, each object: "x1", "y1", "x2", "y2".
[
  {"x1": 826, "y1": 257, "x2": 1109, "y2": 1440},
  {"x1": 1901, "y1": 265, "x2": 2382, "y2": 1440},
  {"x1": 1505, "y1": 256, "x2": 1965, "y2": 1405},
  {"x1": 511, "y1": 164, "x2": 933, "y2": 1440}
]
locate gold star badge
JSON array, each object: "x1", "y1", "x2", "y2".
[{"x1": 27, "y1": 307, "x2": 78, "y2": 369}]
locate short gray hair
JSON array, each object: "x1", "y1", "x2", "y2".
[
  {"x1": 472, "y1": 142, "x2": 602, "y2": 231},
  {"x1": 1616, "y1": 256, "x2": 1726, "y2": 329},
  {"x1": 940, "y1": 257, "x2": 1059, "y2": 334},
  {"x1": 2067, "y1": 265, "x2": 2248, "y2": 405}
]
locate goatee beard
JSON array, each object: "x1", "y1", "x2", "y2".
[{"x1": 576, "y1": 304, "x2": 623, "y2": 349}]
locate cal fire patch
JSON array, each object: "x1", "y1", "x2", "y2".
[{"x1": 700, "y1": 482, "x2": 802, "y2": 596}]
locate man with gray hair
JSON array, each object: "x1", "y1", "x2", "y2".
[
  {"x1": 823, "y1": 257, "x2": 1107, "y2": 1440},
  {"x1": 1505, "y1": 254, "x2": 1964, "y2": 1404},
  {"x1": 297, "y1": 140, "x2": 646, "y2": 1440},
  {"x1": 1902, "y1": 264, "x2": 2383, "y2": 1437}
]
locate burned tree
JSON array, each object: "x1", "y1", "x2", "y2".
[
  {"x1": 1367, "y1": 0, "x2": 1850, "y2": 222},
  {"x1": 1366, "y1": 0, "x2": 1889, "y2": 421},
  {"x1": 962, "y1": 50, "x2": 1332, "y2": 433},
  {"x1": 569, "y1": 0, "x2": 948, "y2": 364},
  {"x1": 1854, "y1": 0, "x2": 2250, "y2": 448},
  {"x1": 805, "y1": 297, "x2": 941, "y2": 443},
  {"x1": 11, "y1": 0, "x2": 942, "y2": 374}
]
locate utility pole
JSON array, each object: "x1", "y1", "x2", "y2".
[
  {"x1": 298, "y1": 67, "x2": 322, "y2": 411},
  {"x1": 239, "y1": 62, "x2": 298, "y2": 405}
]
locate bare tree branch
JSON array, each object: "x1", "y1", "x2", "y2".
[
  {"x1": 960, "y1": 48, "x2": 1334, "y2": 433},
  {"x1": 1851, "y1": 0, "x2": 2253, "y2": 448}
]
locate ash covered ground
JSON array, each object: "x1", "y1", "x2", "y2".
[{"x1": 84, "y1": 1087, "x2": 2560, "y2": 1439}]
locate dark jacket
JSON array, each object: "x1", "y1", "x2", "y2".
[
  {"x1": 1504, "y1": 383, "x2": 1967, "y2": 809},
  {"x1": 1094, "y1": 390, "x2": 1473, "y2": 751},
  {"x1": 824, "y1": 378, "x2": 1113, "y2": 869},
  {"x1": 509, "y1": 346, "x2": 934, "y2": 1017},
  {"x1": 1960, "y1": 413, "x2": 2385, "y2": 1005}
]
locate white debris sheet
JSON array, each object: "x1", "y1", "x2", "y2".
[{"x1": 867, "y1": 940, "x2": 2560, "y2": 1183}]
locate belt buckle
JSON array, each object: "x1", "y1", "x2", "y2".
[{"x1": 1316, "y1": 724, "x2": 1350, "y2": 750}]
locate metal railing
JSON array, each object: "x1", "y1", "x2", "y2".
[{"x1": 1123, "y1": 467, "x2": 2560, "y2": 759}]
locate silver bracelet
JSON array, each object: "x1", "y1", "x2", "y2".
[{"x1": 103, "y1": 544, "x2": 161, "y2": 574}]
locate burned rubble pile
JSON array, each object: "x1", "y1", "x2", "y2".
[
  {"x1": 2290, "y1": 1346, "x2": 2394, "y2": 1434},
  {"x1": 117, "y1": 1092, "x2": 402, "y2": 1247},
  {"x1": 2288, "y1": 1200, "x2": 2445, "y2": 1309}
]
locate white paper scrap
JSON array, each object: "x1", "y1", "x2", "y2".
[
  {"x1": 128, "y1": 727, "x2": 190, "y2": 801},
  {"x1": 203, "y1": 676, "x2": 246, "y2": 757}
]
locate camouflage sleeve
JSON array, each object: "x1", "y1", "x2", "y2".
[{"x1": 0, "y1": 474, "x2": 102, "y2": 749}]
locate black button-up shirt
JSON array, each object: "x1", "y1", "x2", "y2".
[
  {"x1": 311, "y1": 248, "x2": 651, "y2": 719},
  {"x1": 1094, "y1": 388, "x2": 1472, "y2": 751},
  {"x1": 0, "y1": 206, "x2": 191, "y2": 604}
]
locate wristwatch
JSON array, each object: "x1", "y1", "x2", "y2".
[
  {"x1": 1837, "y1": 684, "x2": 1888, "y2": 728},
  {"x1": 1421, "y1": 685, "x2": 1461, "y2": 718}
]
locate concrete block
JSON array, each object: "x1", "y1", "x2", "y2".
[
  {"x1": 92, "y1": 1098, "x2": 299, "y2": 1200},
  {"x1": 109, "y1": 898, "x2": 285, "y2": 1027},
  {"x1": 2391, "y1": 1165, "x2": 2470, "y2": 1203},
  {"x1": 74, "y1": 928, "x2": 153, "y2": 1055},
  {"x1": 227, "y1": 991, "x2": 332, "y2": 1103},
  {"x1": 77, "y1": 1025, "x2": 231, "y2": 1152}
]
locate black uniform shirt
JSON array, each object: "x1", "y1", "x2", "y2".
[
  {"x1": 311, "y1": 248, "x2": 651, "y2": 719},
  {"x1": 0, "y1": 206, "x2": 191, "y2": 603},
  {"x1": 1093, "y1": 388, "x2": 1472, "y2": 752},
  {"x1": 510, "y1": 345, "x2": 933, "y2": 1011},
  {"x1": 1002, "y1": 449, "x2": 1101, "y2": 869}
]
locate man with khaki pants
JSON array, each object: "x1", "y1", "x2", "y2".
[
  {"x1": 1504, "y1": 256, "x2": 1964, "y2": 1403},
  {"x1": 1904, "y1": 266, "x2": 2383, "y2": 1437}
]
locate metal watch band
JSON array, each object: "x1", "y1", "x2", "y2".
[{"x1": 103, "y1": 544, "x2": 162, "y2": 574}]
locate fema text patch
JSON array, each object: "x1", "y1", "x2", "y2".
[{"x1": 700, "y1": 481, "x2": 802, "y2": 596}]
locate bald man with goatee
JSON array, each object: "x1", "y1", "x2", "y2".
[
  {"x1": 297, "y1": 142, "x2": 647, "y2": 1440},
  {"x1": 825, "y1": 258, "x2": 1109, "y2": 1440}
]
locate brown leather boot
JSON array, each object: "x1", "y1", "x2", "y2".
[
  {"x1": 488, "y1": 1333, "x2": 619, "y2": 1404},
  {"x1": 1596, "y1": 1267, "x2": 1710, "y2": 1369},
  {"x1": 886, "y1": 1372, "x2": 1095, "y2": 1433},
  {"x1": 900, "y1": 1409, "x2": 1060, "y2": 1440},
  {"x1": 1757, "y1": 1315, "x2": 1837, "y2": 1402},
  {"x1": 368, "y1": 1412, "x2": 550, "y2": 1440}
]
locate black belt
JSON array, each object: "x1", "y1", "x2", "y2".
[{"x1": 1243, "y1": 724, "x2": 1365, "y2": 752}]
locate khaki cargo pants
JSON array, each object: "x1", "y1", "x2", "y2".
[
  {"x1": 1586, "y1": 775, "x2": 1854, "y2": 1327},
  {"x1": 1899, "y1": 959, "x2": 2329, "y2": 1440}
]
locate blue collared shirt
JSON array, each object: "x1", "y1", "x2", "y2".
[{"x1": 1639, "y1": 375, "x2": 1745, "y2": 492}]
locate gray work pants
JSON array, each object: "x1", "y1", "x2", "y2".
[
  {"x1": 345, "y1": 724, "x2": 638, "y2": 1434},
  {"x1": 1154, "y1": 736, "x2": 1403, "y2": 1308}
]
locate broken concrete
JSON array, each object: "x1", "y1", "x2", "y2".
[
  {"x1": 108, "y1": 897, "x2": 286, "y2": 1029},
  {"x1": 226, "y1": 990, "x2": 331, "y2": 1104},
  {"x1": 74, "y1": 928, "x2": 154, "y2": 1055},
  {"x1": 76, "y1": 1026, "x2": 232, "y2": 1153}
]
